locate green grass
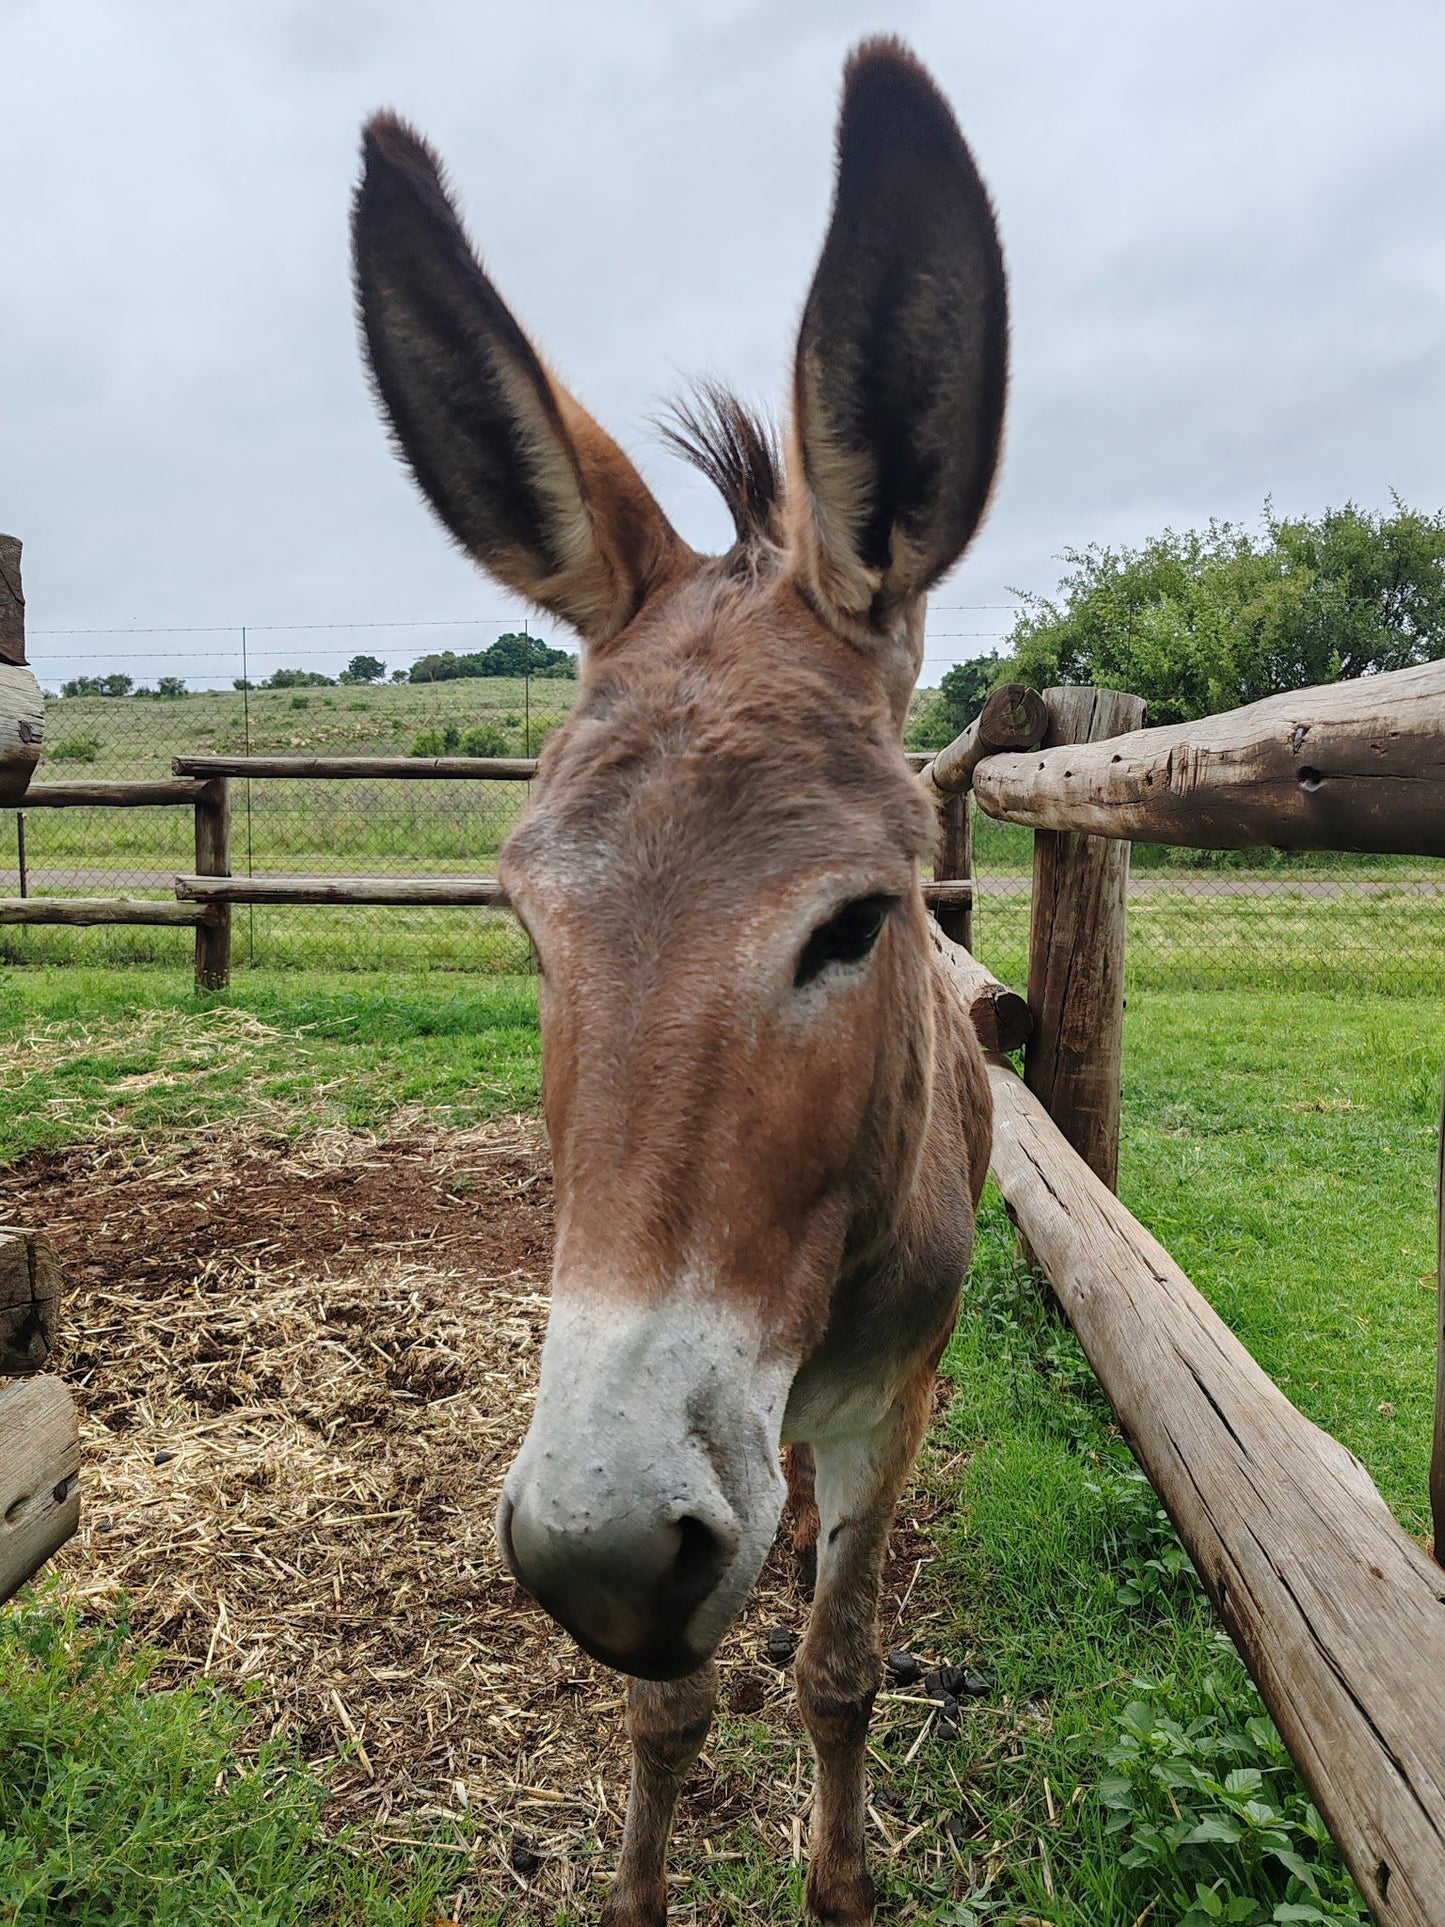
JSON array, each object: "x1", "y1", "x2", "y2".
[
  {"x1": 0, "y1": 968, "x2": 1438, "y2": 1921},
  {"x1": 0, "y1": 969, "x2": 541, "y2": 1161},
  {"x1": 0, "y1": 1595, "x2": 488, "y2": 1926}
]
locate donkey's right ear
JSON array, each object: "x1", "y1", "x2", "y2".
[{"x1": 353, "y1": 115, "x2": 687, "y2": 645}]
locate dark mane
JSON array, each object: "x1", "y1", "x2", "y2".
[{"x1": 655, "y1": 381, "x2": 783, "y2": 551}]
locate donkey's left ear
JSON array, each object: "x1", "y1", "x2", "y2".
[{"x1": 787, "y1": 40, "x2": 1008, "y2": 657}]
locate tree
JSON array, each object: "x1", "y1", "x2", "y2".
[
  {"x1": 341, "y1": 653, "x2": 386, "y2": 683},
  {"x1": 60, "y1": 673, "x2": 133, "y2": 698},
  {"x1": 1006, "y1": 500, "x2": 1445, "y2": 725},
  {"x1": 905, "y1": 650, "x2": 1011, "y2": 750},
  {"x1": 407, "y1": 635, "x2": 579, "y2": 682},
  {"x1": 262, "y1": 668, "x2": 335, "y2": 689},
  {"x1": 155, "y1": 675, "x2": 187, "y2": 699}
]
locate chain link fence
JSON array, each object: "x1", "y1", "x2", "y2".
[
  {"x1": 3, "y1": 640, "x2": 1440, "y2": 993},
  {"x1": 968, "y1": 815, "x2": 1442, "y2": 998}
]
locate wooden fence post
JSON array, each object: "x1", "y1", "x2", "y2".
[
  {"x1": 932, "y1": 791, "x2": 972, "y2": 949},
  {"x1": 0, "y1": 534, "x2": 44, "y2": 806},
  {"x1": 193, "y1": 776, "x2": 232, "y2": 990},
  {"x1": 1023, "y1": 686, "x2": 1146, "y2": 1192},
  {"x1": 1431, "y1": 1061, "x2": 1445, "y2": 1563},
  {"x1": 1, "y1": 1227, "x2": 61, "y2": 1375},
  {"x1": 0, "y1": 1226, "x2": 80, "y2": 1607}
]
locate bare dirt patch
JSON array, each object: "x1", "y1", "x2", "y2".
[{"x1": 1, "y1": 1118, "x2": 983, "y2": 1920}]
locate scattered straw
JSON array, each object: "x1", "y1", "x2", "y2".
[{"x1": 2, "y1": 1114, "x2": 1020, "y2": 1919}]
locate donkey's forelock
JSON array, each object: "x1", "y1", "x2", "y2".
[{"x1": 654, "y1": 381, "x2": 785, "y2": 564}]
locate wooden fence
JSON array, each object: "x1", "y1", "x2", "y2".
[
  {"x1": 0, "y1": 1228, "x2": 79, "y2": 1607},
  {"x1": 2, "y1": 748, "x2": 977, "y2": 990},
  {"x1": 924, "y1": 660, "x2": 1445, "y2": 1924}
]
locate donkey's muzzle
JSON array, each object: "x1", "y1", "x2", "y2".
[
  {"x1": 497, "y1": 1295, "x2": 791, "y2": 1679},
  {"x1": 498, "y1": 1486, "x2": 741, "y2": 1679}
]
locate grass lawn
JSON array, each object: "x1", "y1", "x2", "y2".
[{"x1": 1, "y1": 964, "x2": 1439, "y2": 1923}]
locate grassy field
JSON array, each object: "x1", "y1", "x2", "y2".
[
  {"x1": 9, "y1": 681, "x2": 1441, "y2": 887},
  {"x1": 1, "y1": 962, "x2": 1440, "y2": 1923}
]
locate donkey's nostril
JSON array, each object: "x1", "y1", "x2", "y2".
[{"x1": 665, "y1": 1513, "x2": 736, "y2": 1615}]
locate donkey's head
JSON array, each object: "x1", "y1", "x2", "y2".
[{"x1": 354, "y1": 39, "x2": 1006, "y2": 1679}]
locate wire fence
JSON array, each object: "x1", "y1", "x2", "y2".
[{"x1": 2, "y1": 628, "x2": 1440, "y2": 993}]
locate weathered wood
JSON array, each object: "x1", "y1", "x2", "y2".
[
  {"x1": 987, "y1": 1055, "x2": 1445, "y2": 1926},
  {"x1": 1025, "y1": 687, "x2": 1145, "y2": 1191},
  {"x1": 0, "y1": 1376, "x2": 81, "y2": 1606},
  {"x1": 929, "y1": 925, "x2": 1032, "y2": 1054},
  {"x1": 920, "y1": 683, "x2": 1049, "y2": 800},
  {"x1": 921, "y1": 879, "x2": 973, "y2": 909},
  {"x1": 193, "y1": 776, "x2": 231, "y2": 991},
  {"x1": 1432, "y1": 1061, "x2": 1445, "y2": 1563},
  {"x1": 21, "y1": 778, "x2": 212, "y2": 809},
  {"x1": 0, "y1": 534, "x2": 25, "y2": 666},
  {"x1": 0, "y1": 1229, "x2": 60, "y2": 1376},
  {"x1": 974, "y1": 659, "x2": 1445, "y2": 856},
  {"x1": 933, "y1": 792, "x2": 973, "y2": 947},
  {"x1": 0, "y1": 663, "x2": 44, "y2": 806},
  {"x1": 175, "y1": 873, "x2": 974, "y2": 911},
  {"x1": 173, "y1": 754, "x2": 538, "y2": 781},
  {"x1": 0, "y1": 897, "x2": 212, "y2": 927},
  {"x1": 177, "y1": 872, "x2": 511, "y2": 907}
]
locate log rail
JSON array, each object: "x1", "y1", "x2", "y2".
[
  {"x1": 986, "y1": 1059, "x2": 1445, "y2": 1925},
  {"x1": 971, "y1": 659, "x2": 1445, "y2": 857}
]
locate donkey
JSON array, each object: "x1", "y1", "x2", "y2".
[{"x1": 353, "y1": 37, "x2": 1004, "y2": 1925}]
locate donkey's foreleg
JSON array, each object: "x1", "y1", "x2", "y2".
[
  {"x1": 784, "y1": 1441, "x2": 821, "y2": 1585},
  {"x1": 599, "y1": 1663, "x2": 718, "y2": 1927},
  {"x1": 795, "y1": 1393, "x2": 929, "y2": 1925}
]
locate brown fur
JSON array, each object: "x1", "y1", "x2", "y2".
[{"x1": 353, "y1": 33, "x2": 1006, "y2": 1924}]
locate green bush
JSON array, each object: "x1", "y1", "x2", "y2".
[
  {"x1": 1099, "y1": 1648, "x2": 1368, "y2": 1923},
  {"x1": 408, "y1": 633, "x2": 577, "y2": 682},
  {"x1": 460, "y1": 722, "x2": 511, "y2": 756},
  {"x1": 47, "y1": 735, "x2": 102, "y2": 763},
  {"x1": 906, "y1": 652, "x2": 1012, "y2": 750}
]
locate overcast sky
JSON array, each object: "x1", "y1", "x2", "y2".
[{"x1": 5, "y1": 0, "x2": 1444, "y2": 689}]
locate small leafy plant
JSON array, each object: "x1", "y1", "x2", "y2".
[{"x1": 1098, "y1": 1640, "x2": 1368, "y2": 1925}]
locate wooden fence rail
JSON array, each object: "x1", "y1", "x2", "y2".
[
  {"x1": 921, "y1": 660, "x2": 1445, "y2": 1921},
  {"x1": 972, "y1": 658, "x2": 1445, "y2": 856},
  {"x1": 986, "y1": 1057, "x2": 1445, "y2": 1926}
]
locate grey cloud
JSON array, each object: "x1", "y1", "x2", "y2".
[{"x1": 3, "y1": 0, "x2": 1443, "y2": 686}]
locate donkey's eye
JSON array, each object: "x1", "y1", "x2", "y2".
[{"x1": 794, "y1": 895, "x2": 895, "y2": 989}]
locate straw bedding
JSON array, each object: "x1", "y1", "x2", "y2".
[{"x1": 1, "y1": 1116, "x2": 1005, "y2": 1919}]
